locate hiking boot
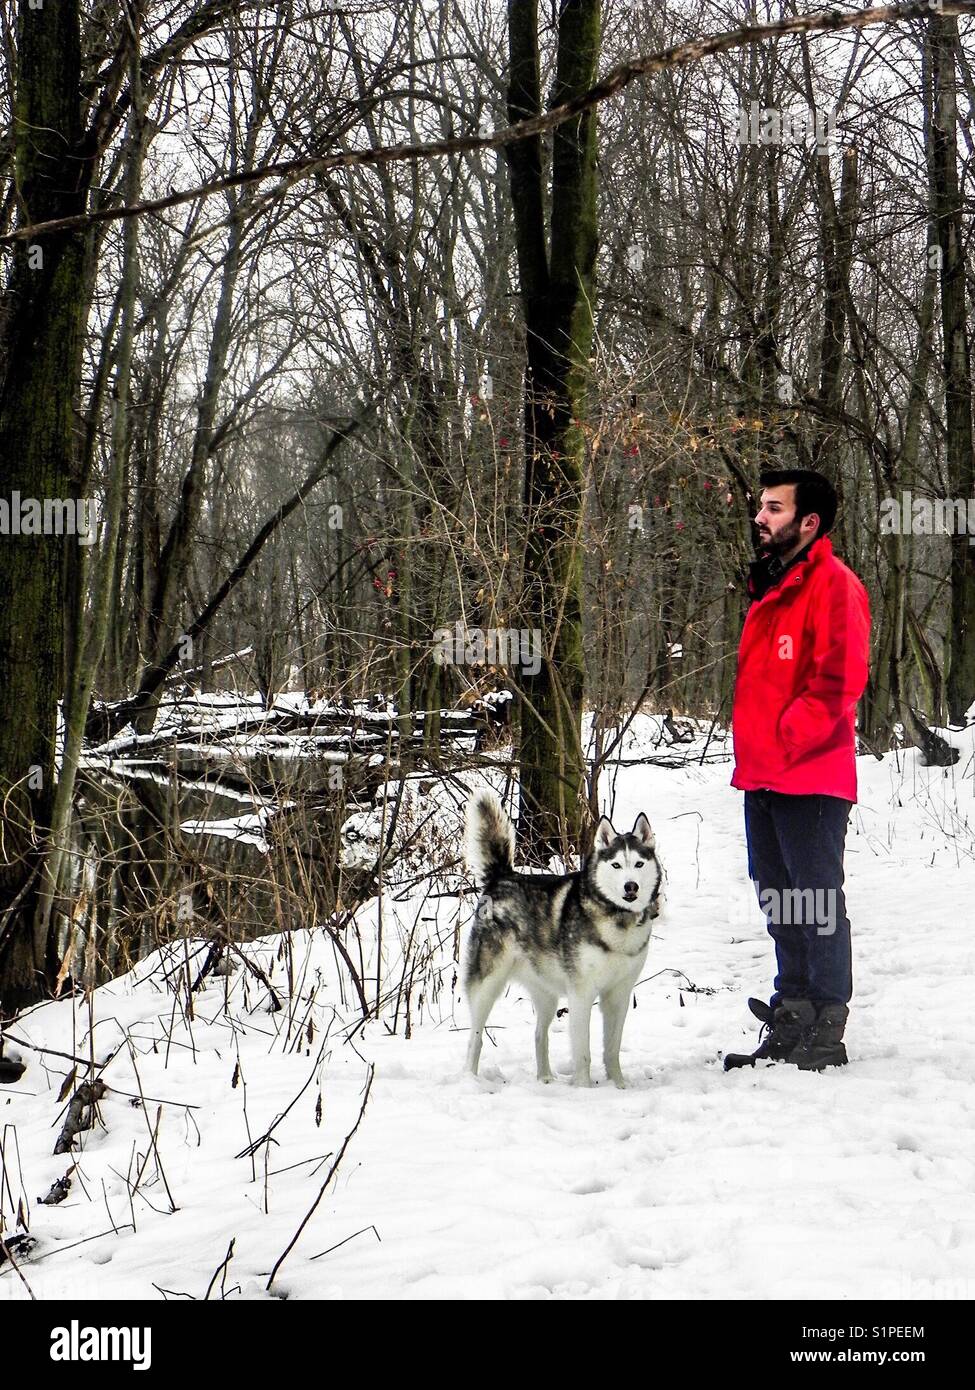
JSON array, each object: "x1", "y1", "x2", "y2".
[
  {"x1": 791, "y1": 1003, "x2": 849, "y2": 1071},
  {"x1": 723, "y1": 997, "x2": 815, "y2": 1071}
]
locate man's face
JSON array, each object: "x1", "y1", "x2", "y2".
[{"x1": 754, "y1": 485, "x2": 816, "y2": 557}]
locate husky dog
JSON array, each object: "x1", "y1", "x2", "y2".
[{"x1": 462, "y1": 790, "x2": 663, "y2": 1088}]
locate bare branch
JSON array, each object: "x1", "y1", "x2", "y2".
[{"x1": 3, "y1": 3, "x2": 973, "y2": 245}]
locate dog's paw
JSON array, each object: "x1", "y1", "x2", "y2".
[
  {"x1": 477, "y1": 1063, "x2": 506, "y2": 1084},
  {"x1": 460, "y1": 1066, "x2": 506, "y2": 1093}
]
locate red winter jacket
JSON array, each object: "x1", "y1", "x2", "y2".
[{"x1": 731, "y1": 535, "x2": 871, "y2": 802}]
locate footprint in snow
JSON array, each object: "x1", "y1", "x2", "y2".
[{"x1": 570, "y1": 1177, "x2": 611, "y2": 1195}]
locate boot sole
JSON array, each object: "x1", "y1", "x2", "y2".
[
  {"x1": 795, "y1": 1048, "x2": 848, "y2": 1072},
  {"x1": 723, "y1": 1051, "x2": 798, "y2": 1071}
]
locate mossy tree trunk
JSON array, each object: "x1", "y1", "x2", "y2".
[
  {"x1": 507, "y1": 0, "x2": 598, "y2": 861},
  {"x1": 0, "y1": 0, "x2": 92, "y2": 1014}
]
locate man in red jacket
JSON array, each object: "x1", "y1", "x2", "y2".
[{"x1": 724, "y1": 469, "x2": 870, "y2": 1073}]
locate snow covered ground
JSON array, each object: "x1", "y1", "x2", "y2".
[{"x1": 2, "y1": 717, "x2": 974, "y2": 1301}]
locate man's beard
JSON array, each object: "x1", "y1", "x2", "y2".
[{"x1": 754, "y1": 517, "x2": 802, "y2": 558}]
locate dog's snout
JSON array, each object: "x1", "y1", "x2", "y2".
[{"x1": 624, "y1": 881, "x2": 638, "y2": 897}]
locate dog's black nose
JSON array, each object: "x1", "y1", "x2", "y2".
[{"x1": 624, "y1": 882, "x2": 638, "y2": 897}]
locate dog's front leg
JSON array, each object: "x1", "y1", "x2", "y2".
[
  {"x1": 567, "y1": 992, "x2": 596, "y2": 1086},
  {"x1": 600, "y1": 981, "x2": 632, "y2": 1089}
]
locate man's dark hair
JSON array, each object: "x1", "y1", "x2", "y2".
[{"x1": 758, "y1": 468, "x2": 838, "y2": 537}]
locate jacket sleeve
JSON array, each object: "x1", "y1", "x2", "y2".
[{"x1": 778, "y1": 569, "x2": 871, "y2": 760}]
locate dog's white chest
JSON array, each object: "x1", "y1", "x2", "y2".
[{"x1": 574, "y1": 932, "x2": 650, "y2": 994}]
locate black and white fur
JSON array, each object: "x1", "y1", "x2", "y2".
[{"x1": 462, "y1": 789, "x2": 663, "y2": 1088}]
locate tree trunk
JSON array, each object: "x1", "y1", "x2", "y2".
[
  {"x1": 0, "y1": 1, "x2": 90, "y2": 1013},
  {"x1": 929, "y1": 14, "x2": 975, "y2": 724},
  {"x1": 816, "y1": 145, "x2": 859, "y2": 486},
  {"x1": 34, "y1": 42, "x2": 147, "y2": 957},
  {"x1": 507, "y1": 0, "x2": 597, "y2": 860}
]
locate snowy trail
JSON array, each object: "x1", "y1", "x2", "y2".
[{"x1": 2, "y1": 728, "x2": 974, "y2": 1301}]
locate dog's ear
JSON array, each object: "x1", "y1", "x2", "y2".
[
  {"x1": 631, "y1": 813, "x2": 655, "y2": 849},
  {"x1": 593, "y1": 816, "x2": 617, "y2": 851}
]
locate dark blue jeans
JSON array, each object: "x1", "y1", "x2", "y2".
[{"x1": 743, "y1": 790, "x2": 853, "y2": 1008}]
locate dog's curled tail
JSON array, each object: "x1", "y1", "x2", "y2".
[{"x1": 463, "y1": 788, "x2": 515, "y2": 890}]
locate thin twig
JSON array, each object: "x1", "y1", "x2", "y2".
[
  {"x1": 266, "y1": 1064, "x2": 375, "y2": 1291},
  {"x1": 204, "y1": 1238, "x2": 236, "y2": 1300},
  {"x1": 310, "y1": 1224, "x2": 381, "y2": 1262}
]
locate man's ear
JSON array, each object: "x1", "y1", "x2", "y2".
[
  {"x1": 594, "y1": 816, "x2": 616, "y2": 851},
  {"x1": 632, "y1": 813, "x2": 655, "y2": 849}
]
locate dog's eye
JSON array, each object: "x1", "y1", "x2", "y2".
[
  {"x1": 612, "y1": 862, "x2": 621, "y2": 869},
  {"x1": 635, "y1": 861, "x2": 644, "y2": 867}
]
